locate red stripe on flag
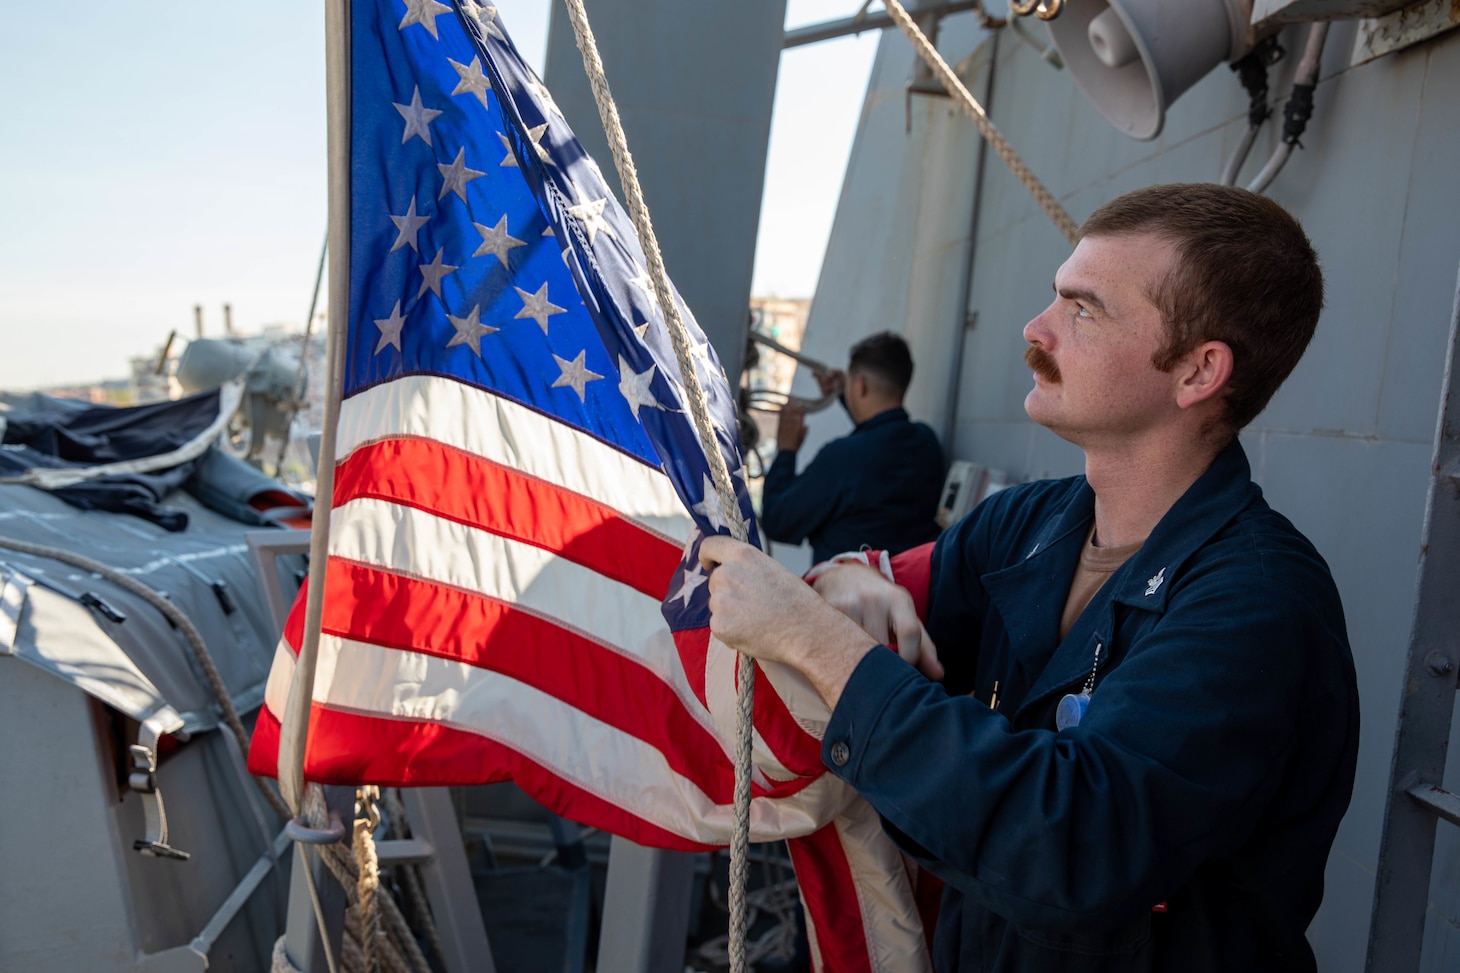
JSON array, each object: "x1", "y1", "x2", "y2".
[
  {"x1": 788, "y1": 823, "x2": 875, "y2": 973},
  {"x1": 247, "y1": 696, "x2": 284, "y2": 778},
  {"x1": 334, "y1": 437, "x2": 682, "y2": 599},
  {"x1": 257, "y1": 568, "x2": 822, "y2": 802},
  {"x1": 751, "y1": 662, "x2": 827, "y2": 778},
  {"x1": 672, "y1": 626, "x2": 710, "y2": 710},
  {"x1": 322, "y1": 559, "x2": 736, "y2": 803},
  {"x1": 890, "y1": 542, "x2": 934, "y2": 621},
  {"x1": 249, "y1": 702, "x2": 719, "y2": 852},
  {"x1": 283, "y1": 584, "x2": 307, "y2": 652}
]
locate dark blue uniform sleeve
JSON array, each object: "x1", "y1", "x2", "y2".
[
  {"x1": 822, "y1": 569, "x2": 1329, "y2": 932},
  {"x1": 759, "y1": 447, "x2": 843, "y2": 547}
]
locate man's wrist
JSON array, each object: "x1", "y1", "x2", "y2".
[{"x1": 805, "y1": 633, "x2": 880, "y2": 709}]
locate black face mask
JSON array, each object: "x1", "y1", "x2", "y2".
[{"x1": 838, "y1": 391, "x2": 851, "y2": 419}]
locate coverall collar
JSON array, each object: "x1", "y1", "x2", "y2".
[
  {"x1": 852, "y1": 405, "x2": 908, "y2": 433},
  {"x1": 980, "y1": 440, "x2": 1261, "y2": 716}
]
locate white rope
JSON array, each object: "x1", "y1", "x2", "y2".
[
  {"x1": 883, "y1": 0, "x2": 1080, "y2": 244},
  {"x1": 556, "y1": 2, "x2": 756, "y2": 969},
  {"x1": 354, "y1": 788, "x2": 384, "y2": 973},
  {"x1": 273, "y1": 935, "x2": 306, "y2": 973}
]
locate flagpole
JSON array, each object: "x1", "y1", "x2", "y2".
[{"x1": 279, "y1": 0, "x2": 351, "y2": 819}]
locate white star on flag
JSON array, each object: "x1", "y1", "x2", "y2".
[
  {"x1": 445, "y1": 304, "x2": 498, "y2": 357},
  {"x1": 551, "y1": 350, "x2": 605, "y2": 402},
  {"x1": 438, "y1": 147, "x2": 486, "y2": 202},
  {"x1": 514, "y1": 282, "x2": 566, "y2": 334},
  {"x1": 468, "y1": 0, "x2": 506, "y2": 40},
  {"x1": 418, "y1": 248, "x2": 459, "y2": 299},
  {"x1": 617, "y1": 355, "x2": 659, "y2": 420},
  {"x1": 373, "y1": 301, "x2": 407, "y2": 354},
  {"x1": 524, "y1": 75, "x2": 564, "y2": 120},
  {"x1": 497, "y1": 132, "x2": 518, "y2": 167},
  {"x1": 395, "y1": 86, "x2": 443, "y2": 146},
  {"x1": 633, "y1": 322, "x2": 651, "y2": 341},
  {"x1": 566, "y1": 187, "x2": 614, "y2": 246},
  {"x1": 627, "y1": 271, "x2": 655, "y2": 299},
  {"x1": 627, "y1": 266, "x2": 662, "y2": 321},
  {"x1": 447, "y1": 56, "x2": 492, "y2": 108},
  {"x1": 472, "y1": 214, "x2": 526, "y2": 267},
  {"x1": 524, "y1": 123, "x2": 553, "y2": 164},
  {"x1": 693, "y1": 474, "x2": 746, "y2": 537},
  {"x1": 690, "y1": 336, "x2": 718, "y2": 381},
  {"x1": 671, "y1": 563, "x2": 708, "y2": 608},
  {"x1": 389, "y1": 195, "x2": 430, "y2": 253},
  {"x1": 399, "y1": 0, "x2": 452, "y2": 38}
]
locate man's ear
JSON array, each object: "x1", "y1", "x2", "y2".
[{"x1": 1174, "y1": 340, "x2": 1234, "y2": 411}]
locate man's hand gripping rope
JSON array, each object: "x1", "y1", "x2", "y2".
[{"x1": 698, "y1": 538, "x2": 942, "y2": 708}]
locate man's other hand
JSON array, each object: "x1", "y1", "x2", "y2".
[
  {"x1": 777, "y1": 399, "x2": 808, "y2": 452},
  {"x1": 815, "y1": 368, "x2": 845, "y2": 398},
  {"x1": 813, "y1": 563, "x2": 943, "y2": 681}
]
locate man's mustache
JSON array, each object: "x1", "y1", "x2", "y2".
[{"x1": 1025, "y1": 345, "x2": 1061, "y2": 383}]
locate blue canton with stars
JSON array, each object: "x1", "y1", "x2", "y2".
[{"x1": 347, "y1": 0, "x2": 759, "y2": 596}]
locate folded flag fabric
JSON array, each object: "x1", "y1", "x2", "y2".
[{"x1": 246, "y1": 2, "x2": 929, "y2": 968}]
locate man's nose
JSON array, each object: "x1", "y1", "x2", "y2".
[{"x1": 1022, "y1": 303, "x2": 1056, "y2": 346}]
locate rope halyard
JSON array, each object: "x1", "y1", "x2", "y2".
[
  {"x1": 557, "y1": 1, "x2": 756, "y2": 969},
  {"x1": 882, "y1": 0, "x2": 1080, "y2": 244},
  {"x1": 355, "y1": 787, "x2": 384, "y2": 973}
]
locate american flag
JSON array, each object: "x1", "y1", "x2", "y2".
[{"x1": 247, "y1": 2, "x2": 929, "y2": 968}]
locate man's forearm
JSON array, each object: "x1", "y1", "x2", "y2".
[{"x1": 801, "y1": 639, "x2": 880, "y2": 710}]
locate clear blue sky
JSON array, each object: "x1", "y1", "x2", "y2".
[{"x1": 0, "y1": 2, "x2": 877, "y2": 390}]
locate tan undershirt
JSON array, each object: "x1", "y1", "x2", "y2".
[{"x1": 1058, "y1": 524, "x2": 1143, "y2": 640}]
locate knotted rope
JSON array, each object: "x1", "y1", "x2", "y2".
[
  {"x1": 558, "y1": 1, "x2": 756, "y2": 968},
  {"x1": 884, "y1": 0, "x2": 1080, "y2": 244},
  {"x1": 354, "y1": 787, "x2": 384, "y2": 973}
]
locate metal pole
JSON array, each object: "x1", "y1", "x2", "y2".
[
  {"x1": 278, "y1": 0, "x2": 351, "y2": 818},
  {"x1": 274, "y1": 233, "x2": 330, "y2": 476},
  {"x1": 1364, "y1": 259, "x2": 1460, "y2": 972},
  {"x1": 782, "y1": 0, "x2": 982, "y2": 48}
]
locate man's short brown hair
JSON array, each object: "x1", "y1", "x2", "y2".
[{"x1": 1080, "y1": 183, "x2": 1324, "y2": 431}]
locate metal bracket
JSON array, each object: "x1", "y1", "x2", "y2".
[
  {"x1": 1407, "y1": 780, "x2": 1460, "y2": 828},
  {"x1": 285, "y1": 811, "x2": 347, "y2": 846},
  {"x1": 129, "y1": 710, "x2": 190, "y2": 861}
]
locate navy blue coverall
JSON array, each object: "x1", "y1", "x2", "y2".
[
  {"x1": 822, "y1": 442, "x2": 1359, "y2": 972},
  {"x1": 760, "y1": 406, "x2": 944, "y2": 564}
]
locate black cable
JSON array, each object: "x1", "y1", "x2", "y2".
[
  {"x1": 1230, "y1": 36, "x2": 1284, "y2": 129},
  {"x1": 1281, "y1": 82, "x2": 1317, "y2": 148}
]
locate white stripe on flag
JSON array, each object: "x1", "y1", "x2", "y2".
[
  {"x1": 266, "y1": 640, "x2": 860, "y2": 846},
  {"x1": 330, "y1": 497, "x2": 672, "y2": 664},
  {"x1": 833, "y1": 800, "x2": 933, "y2": 973},
  {"x1": 336, "y1": 375, "x2": 692, "y2": 542}
]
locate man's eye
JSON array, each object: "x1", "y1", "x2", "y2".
[{"x1": 1075, "y1": 304, "x2": 1093, "y2": 319}]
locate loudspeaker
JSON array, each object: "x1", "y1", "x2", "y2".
[{"x1": 1047, "y1": 0, "x2": 1252, "y2": 141}]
